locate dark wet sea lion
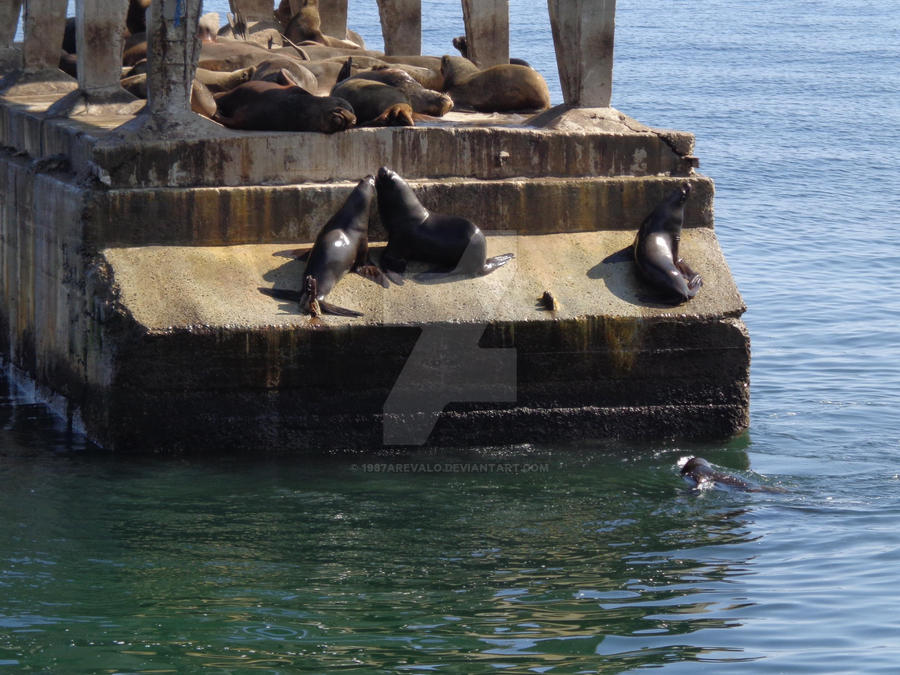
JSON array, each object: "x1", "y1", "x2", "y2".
[
  {"x1": 374, "y1": 167, "x2": 514, "y2": 284},
  {"x1": 633, "y1": 183, "x2": 702, "y2": 303},
  {"x1": 213, "y1": 80, "x2": 355, "y2": 132},
  {"x1": 259, "y1": 175, "x2": 387, "y2": 317},
  {"x1": 330, "y1": 78, "x2": 406, "y2": 125},
  {"x1": 440, "y1": 55, "x2": 550, "y2": 113},
  {"x1": 681, "y1": 457, "x2": 785, "y2": 493}
]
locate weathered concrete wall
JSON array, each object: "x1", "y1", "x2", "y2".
[{"x1": 0, "y1": 84, "x2": 747, "y2": 454}]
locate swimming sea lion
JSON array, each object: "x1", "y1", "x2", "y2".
[
  {"x1": 374, "y1": 167, "x2": 514, "y2": 284},
  {"x1": 259, "y1": 175, "x2": 387, "y2": 317},
  {"x1": 213, "y1": 80, "x2": 355, "y2": 132},
  {"x1": 440, "y1": 55, "x2": 550, "y2": 113},
  {"x1": 680, "y1": 457, "x2": 785, "y2": 493},
  {"x1": 633, "y1": 183, "x2": 702, "y2": 303}
]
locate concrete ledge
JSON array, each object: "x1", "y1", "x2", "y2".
[
  {"x1": 89, "y1": 175, "x2": 715, "y2": 246},
  {"x1": 55, "y1": 231, "x2": 750, "y2": 451},
  {"x1": 0, "y1": 96, "x2": 696, "y2": 187}
]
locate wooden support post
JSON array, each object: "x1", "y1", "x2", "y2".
[
  {"x1": 376, "y1": 0, "x2": 420, "y2": 56},
  {"x1": 547, "y1": 0, "x2": 616, "y2": 107},
  {"x1": 460, "y1": 0, "x2": 508, "y2": 68}
]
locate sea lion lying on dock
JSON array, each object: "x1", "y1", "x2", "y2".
[
  {"x1": 375, "y1": 167, "x2": 514, "y2": 283},
  {"x1": 213, "y1": 80, "x2": 356, "y2": 132},
  {"x1": 633, "y1": 183, "x2": 702, "y2": 304},
  {"x1": 440, "y1": 55, "x2": 550, "y2": 113},
  {"x1": 259, "y1": 175, "x2": 387, "y2": 317},
  {"x1": 331, "y1": 61, "x2": 452, "y2": 125}
]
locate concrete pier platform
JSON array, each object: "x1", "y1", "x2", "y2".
[{"x1": 0, "y1": 86, "x2": 748, "y2": 452}]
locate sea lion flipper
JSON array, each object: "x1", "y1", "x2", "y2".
[
  {"x1": 318, "y1": 300, "x2": 363, "y2": 317},
  {"x1": 481, "y1": 252, "x2": 515, "y2": 275},
  {"x1": 602, "y1": 247, "x2": 633, "y2": 264},
  {"x1": 354, "y1": 264, "x2": 390, "y2": 288},
  {"x1": 381, "y1": 252, "x2": 407, "y2": 286},
  {"x1": 258, "y1": 286, "x2": 303, "y2": 303}
]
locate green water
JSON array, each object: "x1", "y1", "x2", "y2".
[{"x1": 3, "y1": 430, "x2": 780, "y2": 673}]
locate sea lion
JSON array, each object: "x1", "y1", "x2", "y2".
[
  {"x1": 195, "y1": 65, "x2": 256, "y2": 93},
  {"x1": 440, "y1": 55, "x2": 550, "y2": 113},
  {"x1": 259, "y1": 175, "x2": 387, "y2": 317},
  {"x1": 330, "y1": 78, "x2": 409, "y2": 125},
  {"x1": 213, "y1": 80, "x2": 356, "y2": 132},
  {"x1": 451, "y1": 35, "x2": 531, "y2": 68},
  {"x1": 284, "y1": 0, "x2": 361, "y2": 50},
  {"x1": 633, "y1": 183, "x2": 702, "y2": 303},
  {"x1": 374, "y1": 167, "x2": 514, "y2": 283},
  {"x1": 680, "y1": 457, "x2": 785, "y2": 493},
  {"x1": 337, "y1": 62, "x2": 452, "y2": 117},
  {"x1": 250, "y1": 58, "x2": 318, "y2": 92}
]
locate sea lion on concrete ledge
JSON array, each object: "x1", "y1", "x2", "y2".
[
  {"x1": 337, "y1": 62, "x2": 453, "y2": 116},
  {"x1": 213, "y1": 80, "x2": 356, "y2": 132},
  {"x1": 633, "y1": 183, "x2": 702, "y2": 304},
  {"x1": 374, "y1": 167, "x2": 514, "y2": 284},
  {"x1": 440, "y1": 55, "x2": 550, "y2": 113},
  {"x1": 259, "y1": 175, "x2": 387, "y2": 317},
  {"x1": 451, "y1": 35, "x2": 531, "y2": 68},
  {"x1": 331, "y1": 63, "x2": 452, "y2": 125},
  {"x1": 680, "y1": 457, "x2": 786, "y2": 493}
]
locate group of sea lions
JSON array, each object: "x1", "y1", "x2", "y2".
[
  {"x1": 260, "y1": 167, "x2": 515, "y2": 318},
  {"x1": 261, "y1": 174, "x2": 703, "y2": 320},
  {"x1": 58, "y1": 0, "x2": 552, "y2": 132}
]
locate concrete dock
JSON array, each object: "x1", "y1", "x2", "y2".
[{"x1": 0, "y1": 0, "x2": 748, "y2": 452}]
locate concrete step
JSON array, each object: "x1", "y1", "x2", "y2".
[
  {"x1": 91, "y1": 174, "x2": 714, "y2": 246},
  {"x1": 76, "y1": 229, "x2": 748, "y2": 451},
  {"x1": 0, "y1": 98, "x2": 696, "y2": 188}
]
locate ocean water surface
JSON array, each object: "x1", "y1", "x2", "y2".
[{"x1": 3, "y1": 0, "x2": 900, "y2": 672}]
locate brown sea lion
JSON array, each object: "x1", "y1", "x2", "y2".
[
  {"x1": 126, "y1": 0, "x2": 151, "y2": 36},
  {"x1": 451, "y1": 35, "x2": 532, "y2": 68},
  {"x1": 330, "y1": 78, "x2": 409, "y2": 125},
  {"x1": 195, "y1": 65, "x2": 256, "y2": 93},
  {"x1": 440, "y1": 55, "x2": 550, "y2": 113},
  {"x1": 375, "y1": 167, "x2": 514, "y2": 283},
  {"x1": 198, "y1": 39, "x2": 280, "y2": 72},
  {"x1": 633, "y1": 183, "x2": 702, "y2": 303},
  {"x1": 213, "y1": 80, "x2": 356, "y2": 132},
  {"x1": 337, "y1": 62, "x2": 452, "y2": 117},
  {"x1": 284, "y1": 0, "x2": 361, "y2": 49},
  {"x1": 259, "y1": 175, "x2": 387, "y2": 317},
  {"x1": 250, "y1": 57, "x2": 318, "y2": 92}
]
